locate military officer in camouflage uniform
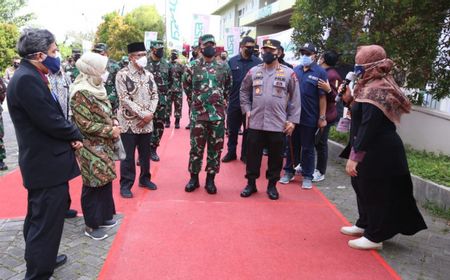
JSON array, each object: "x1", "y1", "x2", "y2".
[
  {"x1": 92, "y1": 43, "x2": 121, "y2": 113},
  {"x1": 145, "y1": 40, "x2": 172, "y2": 161},
  {"x1": 183, "y1": 34, "x2": 232, "y2": 194},
  {"x1": 167, "y1": 49, "x2": 185, "y2": 129}
]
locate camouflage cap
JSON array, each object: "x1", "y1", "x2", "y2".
[
  {"x1": 121, "y1": 55, "x2": 129, "y2": 62},
  {"x1": 171, "y1": 49, "x2": 179, "y2": 54},
  {"x1": 150, "y1": 40, "x2": 164, "y2": 49},
  {"x1": 200, "y1": 34, "x2": 215, "y2": 45},
  {"x1": 92, "y1": 43, "x2": 108, "y2": 53}
]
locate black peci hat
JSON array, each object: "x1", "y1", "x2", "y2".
[{"x1": 127, "y1": 42, "x2": 146, "y2": 54}]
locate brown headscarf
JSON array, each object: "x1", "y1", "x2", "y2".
[{"x1": 353, "y1": 45, "x2": 411, "y2": 124}]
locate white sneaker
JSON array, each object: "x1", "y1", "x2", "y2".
[
  {"x1": 279, "y1": 173, "x2": 294, "y2": 184},
  {"x1": 348, "y1": 237, "x2": 383, "y2": 250},
  {"x1": 312, "y1": 170, "x2": 325, "y2": 182},
  {"x1": 301, "y1": 178, "x2": 313, "y2": 189},
  {"x1": 294, "y1": 164, "x2": 302, "y2": 175},
  {"x1": 340, "y1": 225, "x2": 365, "y2": 236}
]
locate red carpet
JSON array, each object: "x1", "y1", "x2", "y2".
[{"x1": 0, "y1": 110, "x2": 400, "y2": 279}]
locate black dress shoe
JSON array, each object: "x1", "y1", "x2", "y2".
[
  {"x1": 175, "y1": 118, "x2": 180, "y2": 129},
  {"x1": 165, "y1": 122, "x2": 170, "y2": 128},
  {"x1": 240, "y1": 185, "x2": 257, "y2": 197},
  {"x1": 221, "y1": 153, "x2": 237, "y2": 163},
  {"x1": 185, "y1": 173, "x2": 200, "y2": 192},
  {"x1": 205, "y1": 173, "x2": 217, "y2": 194},
  {"x1": 267, "y1": 185, "x2": 279, "y2": 200},
  {"x1": 120, "y1": 189, "x2": 133, "y2": 198},
  {"x1": 150, "y1": 148, "x2": 160, "y2": 162},
  {"x1": 65, "y1": 209, "x2": 78, "y2": 219},
  {"x1": 185, "y1": 123, "x2": 191, "y2": 129},
  {"x1": 139, "y1": 179, "x2": 157, "y2": 190},
  {"x1": 240, "y1": 156, "x2": 247, "y2": 164},
  {"x1": 55, "y1": 254, "x2": 67, "y2": 269}
]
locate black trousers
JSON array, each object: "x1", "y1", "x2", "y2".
[
  {"x1": 315, "y1": 123, "x2": 332, "y2": 175},
  {"x1": 245, "y1": 129, "x2": 284, "y2": 184},
  {"x1": 120, "y1": 132, "x2": 151, "y2": 191},
  {"x1": 81, "y1": 182, "x2": 115, "y2": 229},
  {"x1": 226, "y1": 109, "x2": 247, "y2": 158},
  {"x1": 24, "y1": 183, "x2": 69, "y2": 280},
  {"x1": 352, "y1": 174, "x2": 427, "y2": 243}
]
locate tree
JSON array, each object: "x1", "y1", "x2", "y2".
[
  {"x1": 0, "y1": 0, "x2": 34, "y2": 27},
  {"x1": 291, "y1": 0, "x2": 450, "y2": 100},
  {"x1": 0, "y1": 23, "x2": 19, "y2": 74},
  {"x1": 94, "y1": 5, "x2": 165, "y2": 60}
]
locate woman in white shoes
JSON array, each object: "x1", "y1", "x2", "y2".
[
  {"x1": 70, "y1": 52, "x2": 120, "y2": 240},
  {"x1": 339, "y1": 45, "x2": 427, "y2": 250}
]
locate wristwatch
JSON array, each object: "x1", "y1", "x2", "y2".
[{"x1": 319, "y1": 115, "x2": 326, "y2": 121}]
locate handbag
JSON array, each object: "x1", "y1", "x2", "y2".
[{"x1": 113, "y1": 138, "x2": 126, "y2": 161}]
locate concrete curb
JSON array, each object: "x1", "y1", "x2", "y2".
[{"x1": 327, "y1": 140, "x2": 450, "y2": 209}]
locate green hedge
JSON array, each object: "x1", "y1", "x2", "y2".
[{"x1": 328, "y1": 126, "x2": 450, "y2": 188}]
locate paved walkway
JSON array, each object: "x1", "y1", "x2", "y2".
[
  {"x1": 0, "y1": 217, "x2": 121, "y2": 280},
  {"x1": 0, "y1": 111, "x2": 449, "y2": 279}
]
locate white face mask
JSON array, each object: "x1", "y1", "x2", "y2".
[
  {"x1": 136, "y1": 56, "x2": 148, "y2": 68},
  {"x1": 101, "y1": 71, "x2": 109, "y2": 83}
]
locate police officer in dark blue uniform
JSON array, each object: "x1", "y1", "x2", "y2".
[{"x1": 221, "y1": 37, "x2": 262, "y2": 163}]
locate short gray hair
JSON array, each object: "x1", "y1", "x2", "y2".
[{"x1": 17, "y1": 28, "x2": 55, "y2": 58}]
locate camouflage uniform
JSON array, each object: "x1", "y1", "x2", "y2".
[
  {"x1": 183, "y1": 51, "x2": 232, "y2": 175},
  {"x1": 145, "y1": 40, "x2": 172, "y2": 156},
  {"x1": 105, "y1": 59, "x2": 121, "y2": 112},
  {"x1": 0, "y1": 79, "x2": 7, "y2": 169},
  {"x1": 168, "y1": 56, "x2": 185, "y2": 124}
]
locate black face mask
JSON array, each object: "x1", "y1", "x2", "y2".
[
  {"x1": 171, "y1": 54, "x2": 178, "y2": 61},
  {"x1": 263, "y1": 52, "x2": 277, "y2": 64},
  {"x1": 192, "y1": 51, "x2": 198, "y2": 58},
  {"x1": 202, "y1": 46, "x2": 216, "y2": 58},
  {"x1": 155, "y1": 49, "x2": 164, "y2": 58},
  {"x1": 221, "y1": 55, "x2": 227, "y2": 61},
  {"x1": 244, "y1": 47, "x2": 253, "y2": 57},
  {"x1": 13, "y1": 63, "x2": 19, "y2": 68}
]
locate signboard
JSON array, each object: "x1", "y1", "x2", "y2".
[
  {"x1": 224, "y1": 27, "x2": 241, "y2": 57},
  {"x1": 192, "y1": 14, "x2": 210, "y2": 45},
  {"x1": 166, "y1": 0, "x2": 182, "y2": 50},
  {"x1": 144, "y1": 31, "x2": 158, "y2": 51}
]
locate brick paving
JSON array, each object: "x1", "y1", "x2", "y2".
[
  {"x1": 1, "y1": 110, "x2": 449, "y2": 279},
  {"x1": 0, "y1": 216, "x2": 121, "y2": 280}
]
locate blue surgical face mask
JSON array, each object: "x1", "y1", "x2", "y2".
[
  {"x1": 42, "y1": 55, "x2": 61, "y2": 74},
  {"x1": 299, "y1": 55, "x2": 313, "y2": 67},
  {"x1": 354, "y1": 65, "x2": 365, "y2": 78}
]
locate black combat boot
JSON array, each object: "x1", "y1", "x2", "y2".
[
  {"x1": 185, "y1": 173, "x2": 200, "y2": 192},
  {"x1": 165, "y1": 119, "x2": 170, "y2": 128},
  {"x1": 205, "y1": 173, "x2": 217, "y2": 194},
  {"x1": 240, "y1": 178, "x2": 257, "y2": 198},
  {"x1": 150, "y1": 147, "x2": 160, "y2": 161},
  {"x1": 175, "y1": 118, "x2": 180, "y2": 129},
  {"x1": 266, "y1": 180, "x2": 279, "y2": 200}
]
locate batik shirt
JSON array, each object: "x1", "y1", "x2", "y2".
[{"x1": 115, "y1": 63, "x2": 159, "y2": 134}]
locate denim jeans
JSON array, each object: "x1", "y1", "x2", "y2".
[{"x1": 283, "y1": 125, "x2": 316, "y2": 180}]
